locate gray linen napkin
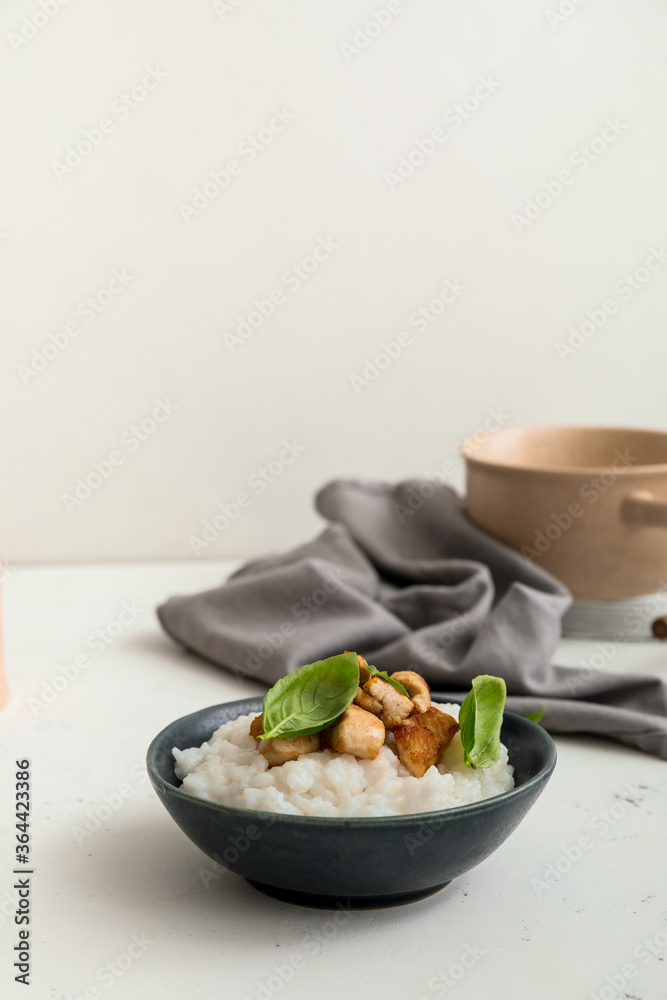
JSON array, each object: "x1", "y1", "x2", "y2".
[{"x1": 158, "y1": 479, "x2": 667, "y2": 759}]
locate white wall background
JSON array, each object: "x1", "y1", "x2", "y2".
[{"x1": 2, "y1": 0, "x2": 667, "y2": 563}]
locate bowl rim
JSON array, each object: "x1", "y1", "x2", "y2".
[
  {"x1": 147, "y1": 695, "x2": 556, "y2": 826},
  {"x1": 461, "y1": 423, "x2": 667, "y2": 476}
]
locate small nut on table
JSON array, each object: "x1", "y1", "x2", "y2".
[{"x1": 651, "y1": 615, "x2": 667, "y2": 640}]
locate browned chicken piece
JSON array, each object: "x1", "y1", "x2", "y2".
[
  {"x1": 363, "y1": 676, "x2": 414, "y2": 729},
  {"x1": 393, "y1": 722, "x2": 443, "y2": 778},
  {"x1": 345, "y1": 650, "x2": 371, "y2": 685},
  {"x1": 321, "y1": 705, "x2": 385, "y2": 760},
  {"x1": 390, "y1": 670, "x2": 431, "y2": 713},
  {"x1": 353, "y1": 685, "x2": 383, "y2": 715},
  {"x1": 249, "y1": 714, "x2": 264, "y2": 739},
  {"x1": 413, "y1": 706, "x2": 460, "y2": 748},
  {"x1": 249, "y1": 713, "x2": 320, "y2": 767}
]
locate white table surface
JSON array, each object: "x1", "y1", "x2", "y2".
[{"x1": 1, "y1": 562, "x2": 667, "y2": 1000}]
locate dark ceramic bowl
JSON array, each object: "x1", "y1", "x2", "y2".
[{"x1": 147, "y1": 696, "x2": 556, "y2": 909}]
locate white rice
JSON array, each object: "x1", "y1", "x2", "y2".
[{"x1": 173, "y1": 704, "x2": 514, "y2": 818}]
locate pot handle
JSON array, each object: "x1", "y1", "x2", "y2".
[{"x1": 621, "y1": 490, "x2": 667, "y2": 528}]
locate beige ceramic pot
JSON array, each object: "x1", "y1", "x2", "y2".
[{"x1": 461, "y1": 425, "x2": 667, "y2": 600}]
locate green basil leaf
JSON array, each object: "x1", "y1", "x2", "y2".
[
  {"x1": 364, "y1": 664, "x2": 409, "y2": 698},
  {"x1": 260, "y1": 652, "x2": 359, "y2": 740},
  {"x1": 524, "y1": 709, "x2": 545, "y2": 724},
  {"x1": 459, "y1": 674, "x2": 507, "y2": 769}
]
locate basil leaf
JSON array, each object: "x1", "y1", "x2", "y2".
[
  {"x1": 459, "y1": 674, "x2": 507, "y2": 769},
  {"x1": 524, "y1": 709, "x2": 545, "y2": 724},
  {"x1": 260, "y1": 652, "x2": 359, "y2": 740},
  {"x1": 364, "y1": 664, "x2": 409, "y2": 698}
]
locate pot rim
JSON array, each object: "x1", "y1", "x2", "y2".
[{"x1": 461, "y1": 424, "x2": 667, "y2": 477}]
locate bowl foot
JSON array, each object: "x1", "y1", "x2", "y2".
[{"x1": 245, "y1": 879, "x2": 451, "y2": 910}]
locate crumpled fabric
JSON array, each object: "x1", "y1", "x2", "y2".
[{"x1": 158, "y1": 479, "x2": 667, "y2": 759}]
